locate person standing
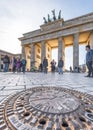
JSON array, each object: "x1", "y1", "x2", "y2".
[
  {"x1": 12, "y1": 57, "x2": 17, "y2": 73},
  {"x1": 43, "y1": 57, "x2": 48, "y2": 74},
  {"x1": 69, "y1": 66, "x2": 73, "y2": 72},
  {"x1": 58, "y1": 57, "x2": 64, "y2": 74},
  {"x1": 21, "y1": 58, "x2": 27, "y2": 73},
  {"x1": 16, "y1": 58, "x2": 21, "y2": 73},
  {"x1": 39, "y1": 63, "x2": 43, "y2": 72},
  {"x1": 3, "y1": 55, "x2": 10, "y2": 72},
  {"x1": 50, "y1": 59, "x2": 56, "y2": 72},
  {"x1": 85, "y1": 45, "x2": 93, "y2": 77}
]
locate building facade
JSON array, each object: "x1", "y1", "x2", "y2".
[
  {"x1": 19, "y1": 12, "x2": 93, "y2": 71},
  {"x1": 0, "y1": 50, "x2": 21, "y2": 71}
]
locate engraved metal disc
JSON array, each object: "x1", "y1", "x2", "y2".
[
  {"x1": 29, "y1": 88, "x2": 80, "y2": 114},
  {"x1": 0, "y1": 86, "x2": 93, "y2": 130}
]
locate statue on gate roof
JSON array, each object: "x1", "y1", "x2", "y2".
[
  {"x1": 43, "y1": 10, "x2": 62, "y2": 24},
  {"x1": 43, "y1": 17, "x2": 47, "y2": 24},
  {"x1": 48, "y1": 14, "x2": 51, "y2": 22},
  {"x1": 52, "y1": 9, "x2": 56, "y2": 21},
  {"x1": 58, "y1": 10, "x2": 61, "y2": 19}
]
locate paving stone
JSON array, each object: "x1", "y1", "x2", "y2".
[
  {"x1": 46, "y1": 121, "x2": 53, "y2": 130},
  {"x1": 0, "y1": 123, "x2": 7, "y2": 129},
  {"x1": 0, "y1": 119, "x2": 4, "y2": 124},
  {"x1": 30, "y1": 117, "x2": 38, "y2": 126},
  {"x1": 24, "y1": 114, "x2": 32, "y2": 123},
  {"x1": 0, "y1": 72, "x2": 93, "y2": 129}
]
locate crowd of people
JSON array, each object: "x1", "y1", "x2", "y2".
[
  {"x1": 39, "y1": 57, "x2": 64, "y2": 74},
  {"x1": 2, "y1": 55, "x2": 64, "y2": 74},
  {"x1": 2, "y1": 45, "x2": 93, "y2": 76},
  {"x1": 40, "y1": 45, "x2": 93, "y2": 76},
  {"x1": 3, "y1": 55, "x2": 26, "y2": 73}
]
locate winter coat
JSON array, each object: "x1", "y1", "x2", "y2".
[
  {"x1": 58, "y1": 60, "x2": 64, "y2": 67},
  {"x1": 86, "y1": 49, "x2": 93, "y2": 63},
  {"x1": 43, "y1": 59, "x2": 48, "y2": 67}
]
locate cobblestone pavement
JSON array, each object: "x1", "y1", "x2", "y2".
[
  {"x1": 0, "y1": 72, "x2": 93, "y2": 130},
  {"x1": 0, "y1": 72, "x2": 93, "y2": 102}
]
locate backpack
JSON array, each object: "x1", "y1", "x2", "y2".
[{"x1": 22, "y1": 59, "x2": 26, "y2": 65}]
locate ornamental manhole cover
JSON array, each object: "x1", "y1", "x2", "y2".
[
  {"x1": 29, "y1": 88, "x2": 80, "y2": 114},
  {"x1": 0, "y1": 87, "x2": 93, "y2": 130}
]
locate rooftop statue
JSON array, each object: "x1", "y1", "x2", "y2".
[
  {"x1": 43, "y1": 10, "x2": 62, "y2": 24},
  {"x1": 43, "y1": 17, "x2": 47, "y2": 24},
  {"x1": 58, "y1": 10, "x2": 61, "y2": 19},
  {"x1": 52, "y1": 9, "x2": 56, "y2": 21},
  {"x1": 48, "y1": 14, "x2": 51, "y2": 22}
]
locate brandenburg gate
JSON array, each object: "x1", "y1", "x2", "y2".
[{"x1": 19, "y1": 11, "x2": 93, "y2": 71}]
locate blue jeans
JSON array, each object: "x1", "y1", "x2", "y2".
[
  {"x1": 4, "y1": 63, "x2": 9, "y2": 72},
  {"x1": 22, "y1": 65, "x2": 26, "y2": 73},
  {"x1": 58, "y1": 67, "x2": 63, "y2": 74},
  {"x1": 43, "y1": 67, "x2": 47, "y2": 74},
  {"x1": 86, "y1": 61, "x2": 93, "y2": 76}
]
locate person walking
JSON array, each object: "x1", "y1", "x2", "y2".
[
  {"x1": 85, "y1": 45, "x2": 93, "y2": 77},
  {"x1": 58, "y1": 57, "x2": 64, "y2": 74},
  {"x1": 43, "y1": 57, "x2": 48, "y2": 74},
  {"x1": 3, "y1": 55, "x2": 10, "y2": 72},
  {"x1": 21, "y1": 58, "x2": 27, "y2": 73}
]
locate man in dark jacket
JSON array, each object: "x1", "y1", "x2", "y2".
[
  {"x1": 3, "y1": 55, "x2": 10, "y2": 72},
  {"x1": 43, "y1": 57, "x2": 48, "y2": 74},
  {"x1": 21, "y1": 58, "x2": 27, "y2": 73},
  {"x1": 85, "y1": 45, "x2": 93, "y2": 77},
  {"x1": 58, "y1": 57, "x2": 64, "y2": 74}
]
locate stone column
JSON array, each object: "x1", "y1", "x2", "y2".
[
  {"x1": 41, "y1": 41, "x2": 46, "y2": 63},
  {"x1": 21, "y1": 44, "x2": 26, "y2": 59},
  {"x1": 30, "y1": 43, "x2": 35, "y2": 67},
  {"x1": 58, "y1": 37, "x2": 65, "y2": 62},
  {"x1": 73, "y1": 33, "x2": 79, "y2": 70},
  {"x1": 0, "y1": 54, "x2": 1, "y2": 71},
  {"x1": 90, "y1": 32, "x2": 93, "y2": 49}
]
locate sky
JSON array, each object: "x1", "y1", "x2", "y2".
[{"x1": 0, "y1": 0, "x2": 93, "y2": 69}]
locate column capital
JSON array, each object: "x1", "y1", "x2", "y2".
[
  {"x1": 73, "y1": 33, "x2": 79, "y2": 39},
  {"x1": 41, "y1": 40, "x2": 46, "y2": 45},
  {"x1": 21, "y1": 43, "x2": 25, "y2": 47},
  {"x1": 58, "y1": 37, "x2": 64, "y2": 44},
  {"x1": 58, "y1": 37, "x2": 62, "y2": 40},
  {"x1": 74, "y1": 32, "x2": 79, "y2": 35}
]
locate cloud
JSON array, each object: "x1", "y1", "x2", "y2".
[
  {"x1": 0, "y1": 0, "x2": 92, "y2": 67},
  {"x1": 0, "y1": 7, "x2": 15, "y2": 19}
]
